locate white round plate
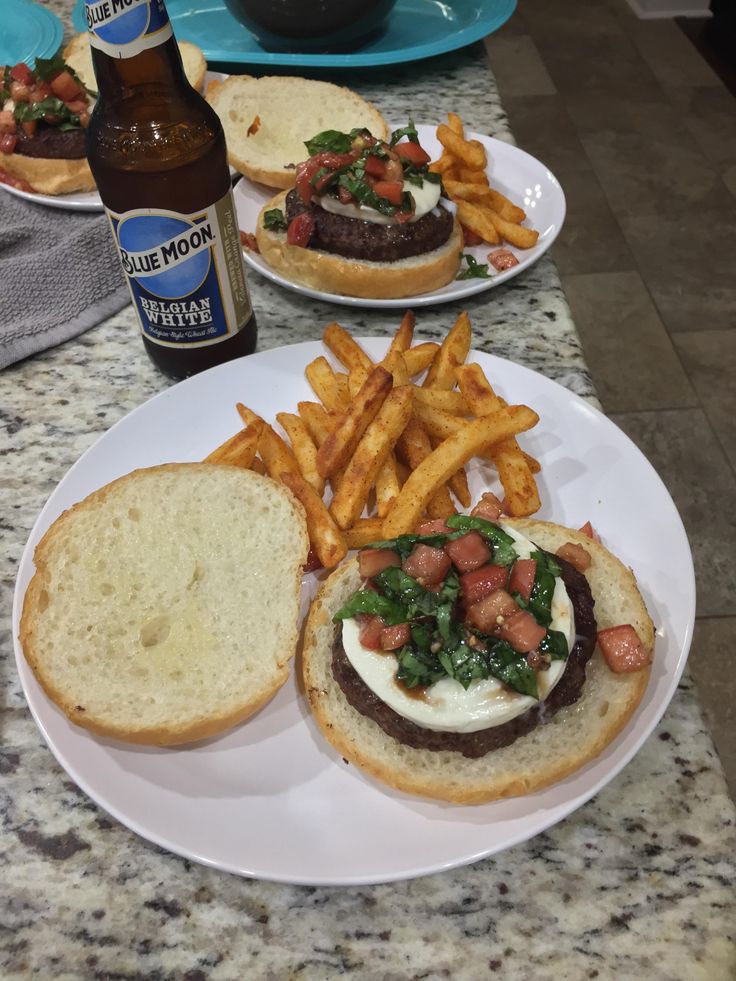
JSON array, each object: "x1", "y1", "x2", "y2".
[
  {"x1": 0, "y1": 72, "x2": 231, "y2": 212},
  {"x1": 234, "y1": 125, "x2": 566, "y2": 308},
  {"x1": 12, "y1": 339, "x2": 694, "y2": 886}
]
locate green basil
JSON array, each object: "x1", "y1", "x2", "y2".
[
  {"x1": 13, "y1": 97, "x2": 80, "y2": 129},
  {"x1": 390, "y1": 119, "x2": 419, "y2": 146},
  {"x1": 332, "y1": 588, "x2": 406, "y2": 625},
  {"x1": 263, "y1": 208, "x2": 287, "y2": 232},
  {"x1": 361, "y1": 532, "x2": 459, "y2": 559},
  {"x1": 35, "y1": 55, "x2": 95, "y2": 98},
  {"x1": 457, "y1": 253, "x2": 492, "y2": 280},
  {"x1": 396, "y1": 646, "x2": 446, "y2": 688},
  {"x1": 304, "y1": 129, "x2": 353, "y2": 156},
  {"x1": 445, "y1": 515, "x2": 518, "y2": 566},
  {"x1": 539, "y1": 629, "x2": 568, "y2": 660},
  {"x1": 486, "y1": 642, "x2": 539, "y2": 698},
  {"x1": 338, "y1": 173, "x2": 397, "y2": 215}
]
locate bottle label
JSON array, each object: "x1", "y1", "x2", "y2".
[
  {"x1": 107, "y1": 191, "x2": 252, "y2": 350},
  {"x1": 86, "y1": 0, "x2": 173, "y2": 59}
]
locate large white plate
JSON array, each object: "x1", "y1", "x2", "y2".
[
  {"x1": 235, "y1": 125, "x2": 565, "y2": 308},
  {"x1": 0, "y1": 72, "x2": 230, "y2": 212},
  {"x1": 12, "y1": 339, "x2": 694, "y2": 886}
]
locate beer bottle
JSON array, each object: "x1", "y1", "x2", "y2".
[{"x1": 85, "y1": 0, "x2": 257, "y2": 380}]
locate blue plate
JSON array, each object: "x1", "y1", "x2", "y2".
[
  {"x1": 72, "y1": 0, "x2": 515, "y2": 68},
  {"x1": 2, "y1": 0, "x2": 64, "y2": 66}
]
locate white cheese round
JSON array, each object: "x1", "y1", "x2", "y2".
[
  {"x1": 316, "y1": 178, "x2": 441, "y2": 226},
  {"x1": 341, "y1": 524, "x2": 576, "y2": 734}
]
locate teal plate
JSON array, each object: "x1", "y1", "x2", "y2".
[
  {"x1": 2, "y1": 0, "x2": 64, "y2": 66},
  {"x1": 72, "y1": 0, "x2": 515, "y2": 68}
]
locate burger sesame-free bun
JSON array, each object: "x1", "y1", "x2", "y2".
[
  {"x1": 256, "y1": 190, "x2": 464, "y2": 299},
  {"x1": 302, "y1": 519, "x2": 655, "y2": 803},
  {"x1": 206, "y1": 75, "x2": 389, "y2": 188},
  {"x1": 1, "y1": 152, "x2": 95, "y2": 195},
  {"x1": 20, "y1": 464, "x2": 309, "y2": 746},
  {"x1": 63, "y1": 32, "x2": 208, "y2": 93}
]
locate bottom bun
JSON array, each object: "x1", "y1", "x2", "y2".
[
  {"x1": 301, "y1": 518, "x2": 655, "y2": 803},
  {"x1": 255, "y1": 190, "x2": 463, "y2": 299},
  {"x1": 1, "y1": 152, "x2": 95, "y2": 195}
]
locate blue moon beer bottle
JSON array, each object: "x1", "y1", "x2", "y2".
[{"x1": 85, "y1": 0, "x2": 257, "y2": 380}]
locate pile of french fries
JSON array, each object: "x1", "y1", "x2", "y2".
[
  {"x1": 430, "y1": 112, "x2": 539, "y2": 251},
  {"x1": 204, "y1": 312, "x2": 542, "y2": 571}
]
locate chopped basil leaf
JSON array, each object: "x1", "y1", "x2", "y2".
[
  {"x1": 374, "y1": 566, "x2": 425, "y2": 605},
  {"x1": 390, "y1": 119, "x2": 419, "y2": 146},
  {"x1": 396, "y1": 646, "x2": 446, "y2": 689},
  {"x1": 487, "y1": 642, "x2": 539, "y2": 698},
  {"x1": 531, "y1": 549, "x2": 562, "y2": 578},
  {"x1": 362, "y1": 532, "x2": 462, "y2": 559},
  {"x1": 539, "y1": 629, "x2": 568, "y2": 660},
  {"x1": 304, "y1": 129, "x2": 353, "y2": 156},
  {"x1": 457, "y1": 253, "x2": 491, "y2": 280},
  {"x1": 445, "y1": 515, "x2": 517, "y2": 566},
  {"x1": 13, "y1": 97, "x2": 80, "y2": 129},
  {"x1": 263, "y1": 208, "x2": 287, "y2": 231},
  {"x1": 332, "y1": 588, "x2": 406, "y2": 625},
  {"x1": 338, "y1": 173, "x2": 397, "y2": 215},
  {"x1": 528, "y1": 568, "x2": 555, "y2": 627}
]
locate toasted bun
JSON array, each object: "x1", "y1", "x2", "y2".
[
  {"x1": 301, "y1": 519, "x2": 655, "y2": 803},
  {"x1": 206, "y1": 76, "x2": 389, "y2": 188},
  {"x1": 256, "y1": 190, "x2": 463, "y2": 299},
  {"x1": 20, "y1": 464, "x2": 309, "y2": 746},
  {"x1": 0, "y1": 151, "x2": 95, "y2": 195},
  {"x1": 64, "y1": 33, "x2": 207, "y2": 92}
]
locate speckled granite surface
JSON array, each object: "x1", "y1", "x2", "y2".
[{"x1": 2, "y1": 4, "x2": 735, "y2": 979}]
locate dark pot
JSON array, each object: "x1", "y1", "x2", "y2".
[{"x1": 226, "y1": 0, "x2": 397, "y2": 51}]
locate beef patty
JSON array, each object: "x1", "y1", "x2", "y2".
[
  {"x1": 331, "y1": 555, "x2": 598, "y2": 759},
  {"x1": 284, "y1": 188, "x2": 454, "y2": 263},
  {"x1": 15, "y1": 125, "x2": 86, "y2": 160}
]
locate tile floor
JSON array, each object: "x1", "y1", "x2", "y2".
[{"x1": 485, "y1": 0, "x2": 736, "y2": 797}]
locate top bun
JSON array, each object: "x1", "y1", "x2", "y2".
[
  {"x1": 206, "y1": 75, "x2": 389, "y2": 188},
  {"x1": 63, "y1": 33, "x2": 208, "y2": 93},
  {"x1": 20, "y1": 463, "x2": 309, "y2": 746}
]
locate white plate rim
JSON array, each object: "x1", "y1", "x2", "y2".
[
  {"x1": 11, "y1": 339, "x2": 694, "y2": 885},
  {"x1": 235, "y1": 124, "x2": 566, "y2": 309}
]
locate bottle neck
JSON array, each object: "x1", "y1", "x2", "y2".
[{"x1": 90, "y1": 36, "x2": 189, "y2": 101}]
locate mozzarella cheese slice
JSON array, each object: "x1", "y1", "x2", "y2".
[
  {"x1": 341, "y1": 523, "x2": 576, "y2": 734},
  {"x1": 316, "y1": 178, "x2": 442, "y2": 226}
]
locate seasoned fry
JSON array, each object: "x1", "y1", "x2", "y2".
[
  {"x1": 447, "y1": 112, "x2": 464, "y2": 136},
  {"x1": 385, "y1": 310, "x2": 415, "y2": 360},
  {"x1": 457, "y1": 167, "x2": 489, "y2": 185},
  {"x1": 444, "y1": 180, "x2": 526, "y2": 223},
  {"x1": 348, "y1": 363, "x2": 371, "y2": 398},
  {"x1": 276, "y1": 412, "x2": 324, "y2": 494},
  {"x1": 398, "y1": 417, "x2": 456, "y2": 519},
  {"x1": 297, "y1": 401, "x2": 331, "y2": 447},
  {"x1": 423, "y1": 311, "x2": 472, "y2": 390},
  {"x1": 382, "y1": 406, "x2": 539, "y2": 537},
  {"x1": 487, "y1": 210, "x2": 539, "y2": 249},
  {"x1": 375, "y1": 453, "x2": 401, "y2": 518},
  {"x1": 306, "y1": 356, "x2": 346, "y2": 412},
  {"x1": 455, "y1": 200, "x2": 501, "y2": 246},
  {"x1": 403, "y1": 342, "x2": 440, "y2": 377},
  {"x1": 428, "y1": 153, "x2": 456, "y2": 176},
  {"x1": 436, "y1": 124, "x2": 486, "y2": 170},
  {"x1": 204, "y1": 419, "x2": 263, "y2": 469},
  {"x1": 251, "y1": 456, "x2": 267, "y2": 475},
  {"x1": 334, "y1": 373, "x2": 350, "y2": 404},
  {"x1": 237, "y1": 403, "x2": 299, "y2": 480},
  {"x1": 345, "y1": 517, "x2": 386, "y2": 549},
  {"x1": 316, "y1": 365, "x2": 393, "y2": 478},
  {"x1": 411, "y1": 387, "x2": 469, "y2": 415},
  {"x1": 280, "y1": 471, "x2": 348, "y2": 569},
  {"x1": 330, "y1": 386, "x2": 413, "y2": 530},
  {"x1": 323, "y1": 321, "x2": 372, "y2": 372}
]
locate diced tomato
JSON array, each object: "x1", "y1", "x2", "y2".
[
  {"x1": 287, "y1": 212, "x2": 315, "y2": 247},
  {"x1": 9, "y1": 80, "x2": 32, "y2": 103},
  {"x1": 21, "y1": 120, "x2": 37, "y2": 137},
  {"x1": 470, "y1": 492, "x2": 504, "y2": 521},
  {"x1": 295, "y1": 159, "x2": 321, "y2": 204},
  {"x1": 358, "y1": 614, "x2": 385, "y2": 651},
  {"x1": 508, "y1": 558, "x2": 536, "y2": 602},
  {"x1": 302, "y1": 547, "x2": 322, "y2": 573},
  {"x1": 65, "y1": 99, "x2": 89, "y2": 114},
  {"x1": 597, "y1": 625, "x2": 650, "y2": 673},
  {"x1": 556, "y1": 541, "x2": 592, "y2": 573},
  {"x1": 394, "y1": 141, "x2": 431, "y2": 166},
  {"x1": 0, "y1": 167, "x2": 33, "y2": 192},
  {"x1": 488, "y1": 248, "x2": 519, "y2": 272},
  {"x1": 364, "y1": 154, "x2": 386, "y2": 178},
  {"x1": 579, "y1": 521, "x2": 600, "y2": 542},
  {"x1": 372, "y1": 180, "x2": 403, "y2": 206},
  {"x1": 0, "y1": 111, "x2": 17, "y2": 135},
  {"x1": 460, "y1": 564, "x2": 508, "y2": 605},
  {"x1": 466, "y1": 588, "x2": 518, "y2": 633},
  {"x1": 50, "y1": 70, "x2": 83, "y2": 103},
  {"x1": 402, "y1": 543, "x2": 452, "y2": 585},
  {"x1": 0, "y1": 133, "x2": 17, "y2": 154},
  {"x1": 383, "y1": 156, "x2": 404, "y2": 182},
  {"x1": 358, "y1": 548, "x2": 401, "y2": 579},
  {"x1": 239, "y1": 230, "x2": 259, "y2": 252},
  {"x1": 463, "y1": 227, "x2": 484, "y2": 247},
  {"x1": 32, "y1": 81, "x2": 53, "y2": 101},
  {"x1": 10, "y1": 62, "x2": 34, "y2": 86},
  {"x1": 498, "y1": 610, "x2": 546, "y2": 653},
  {"x1": 416, "y1": 518, "x2": 451, "y2": 536},
  {"x1": 380, "y1": 622, "x2": 411, "y2": 651},
  {"x1": 395, "y1": 202, "x2": 415, "y2": 223},
  {"x1": 444, "y1": 531, "x2": 491, "y2": 572}
]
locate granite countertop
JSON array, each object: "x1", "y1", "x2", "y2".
[{"x1": 1, "y1": 4, "x2": 735, "y2": 979}]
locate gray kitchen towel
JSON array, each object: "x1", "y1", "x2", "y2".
[{"x1": 0, "y1": 189, "x2": 129, "y2": 370}]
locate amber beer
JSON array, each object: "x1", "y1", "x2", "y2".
[{"x1": 85, "y1": 0, "x2": 257, "y2": 379}]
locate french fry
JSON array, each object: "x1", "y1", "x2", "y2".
[
  {"x1": 345, "y1": 517, "x2": 385, "y2": 549},
  {"x1": 251, "y1": 456, "x2": 267, "y2": 475},
  {"x1": 348, "y1": 363, "x2": 371, "y2": 398},
  {"x1": 382, "y1": 406, "x2": 539, "y2": 537},
  {"x1": 444, "y1": 180, "x2": 526, "y2": 223},
  {"x1": 316, "y1": 365, "x2": 393, "y2": 478},
  {"x1": 423, "y1": 310, "x2": 472, "y2": 390},
  {"x1": 204, "y1": 419, "x2": 263, "y2": 469},
  {"x1": 375, "y1": 453, "x2": 401, "y2": 518},
  {"x1": 305, "y1": 356, "x2": 346, "y2": 412},
  {"x1": 447, "y1": 467, "x2": 471, "y2": 508},
  {"x1": 457, "y1": 364, "x2": 541, "y2": 516},
  {"x1": 436, "y1": 124, "x2": 486, "y2": 170},
  {"x1": 279, "y1": 471, "x2": 347, "y2": 569},
  {"x1": 455, "y1": 200, "x2": 501, "y2": 246},
  {"x1": 385, "y1": 310, "x2": 415, "y2": 360},
  {"x1": 236, "y1": 403, "x2": 299, "y2": 480},
  {"x1": 411, "y1": 387, "x2": 469, "y2": 415},
  {"x1": 334, "y1": 372, "x2": 350, "y2": 404},
  {"x1": 457, "y1": 167, "x2": 489, "y2": 185},
  {"x1": 428, "y1": 153, "x2": 456, "y2": 176},
  {"x1": 447, "y1": 111, "x2": 464, "y2": 136},
  {"x1": 398, "y1": 418, "x2": 456, "y2": 519},
  {"x1": 297, "y1": 401, "x2": 331, "y2": 447},
  {"x1": 403, "y1": 342, "x2": 440, "y2": 377},
  {"x1": 330, "y1": 386, "x2": 413, "y2": 530},
  {"x1": 276, "y1": 412, "x2": 324, "y2": 495},
  {"x1": 323, "y1": 321, "x2": 372, "y2": 373},
  {"x1": 487, "y1": 211, "x2": 539, "y2": 250},
  {"x1": 524, "y1": 451, "x2": 541, "y2": 474}
]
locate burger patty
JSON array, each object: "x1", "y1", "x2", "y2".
[
  {"x1": 284, "y1": 188, "x2": 454, "y2": 263},
  {"x1": 331, "y1": 555, "x2": 598, "y2": 759},
  {"x1": 15, "y1": 126, "x2": 86, "y2": 160}
]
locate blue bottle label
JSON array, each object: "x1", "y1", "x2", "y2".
[
  {"x1": 86, "y1": 0, "x2": 173, "y2": 59},
  {"x1": 107, "y1": 191, "x2": 252, "y2": 349}
]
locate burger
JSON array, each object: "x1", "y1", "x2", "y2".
[{"x1": 255, "y1": 121, "x2": 463, "y2": 299}]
